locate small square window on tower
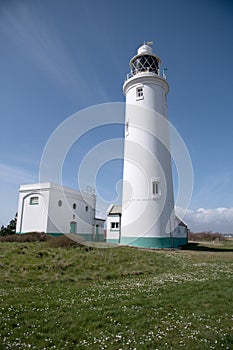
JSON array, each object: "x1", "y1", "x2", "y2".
[
  {"x1": 136, "y1": 86, "x2": 144, "y2": 100},
  {"x1": 152, "y1": 181, "x2": 161, "y2": 197},
  {"x1": 125, "y1": 120, "x2": 129, "y2": 137}
]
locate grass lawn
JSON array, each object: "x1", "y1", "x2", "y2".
[{"x1": 0, "y1": 238, "x2": 232, "y2": 349}]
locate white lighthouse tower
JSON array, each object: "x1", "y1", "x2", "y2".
[{"x1": 121, "y1": 42, "x2": 176, "y2": 248}]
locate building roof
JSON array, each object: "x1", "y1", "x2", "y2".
[
  {"x1": 175, "y1": 215, "x2": 188, "y2": 227},
  {"x1": 19, "y1": 182, "x2": 96, "y2": 200},
  {"x1": 107, "y1": 204, "x2": 122, "y2": 215}
]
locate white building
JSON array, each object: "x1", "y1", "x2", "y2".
[
  {"x1": 174, "y1": 216, "x2": 188, "y2": 247},
  {"x1": 106, "y1": 205, "x2": 122, "y2": 244},
  {"x1": 16, "y1": 182, "x2": 105, "y2": 240},
  {"x1": 120, "y1": 43, "x2": 185, "y2": 248},
  {"x1": 106, "y1": 206, "x2": 188, "y2": 247}
]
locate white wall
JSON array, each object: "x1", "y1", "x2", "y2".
[
  {"x1": 16, "y1": 183, "x2": 50, "y2": 233},
  {"x1": 94, "y1": 219, "x2": 105, "y2": 241},
  {"x1": 16, "y1": 183, "x2": 96, "y2": 235},
  {"x1": 122, "y1": 73, "x2": 175, "y2": 240},
  {"x1": 47, "y1": 184, "x2": 96, "y2": 234},
  {"x1": 174, "y1": 217, "x2": 188, "y2": 239},
  {"x1": 106, "y1": 214, "x2": 120, "y2": 242}
]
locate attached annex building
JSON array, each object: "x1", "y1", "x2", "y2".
[
  {"x1": 106, "y1": 205, "x2": 188, "y2": 248},
  {"x1": 16, "y1": 182, "x2": 105, "y2": 241}
]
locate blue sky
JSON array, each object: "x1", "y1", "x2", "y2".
[{"x1": 0, "y1": 0, "x2": 233, "y2": 232}]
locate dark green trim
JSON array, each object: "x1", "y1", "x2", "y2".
[
  {"x1": 47, "y1": 232, "x2": 63, "y2": 237},
  {"x1": 120, "y1": 236, "x2": 187, "y2": 248},
  {"x1": 107, "y1": 239, "x2": 120, "y2": 244},
  {"x1": 173, "y1": 237, "x2": 187, "y2": 247},
  {"x1": 95, "y1": 234, "x2": 105, "y2": 242}
]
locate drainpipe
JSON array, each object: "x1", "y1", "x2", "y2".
[{"x1": 118, "y1": 214, "x2": 122, "y2": 244}]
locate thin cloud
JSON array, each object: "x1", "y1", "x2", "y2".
[
  {"x1": 0, "y1": 163, "x2": 37, "y2": 226},
  {"x1": 0, "y1": 163, "x2": 36, "y2": 186},
  {"x1": 190, "y1": 171, "x2": 233, "y2": 209},
  {"x1": 177, "y1": 206, "x2": 233, "y2": 233},
  {"x1": 0, "y1": 2, "x2": 108, "y2": 103}
]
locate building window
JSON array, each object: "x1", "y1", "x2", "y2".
[
  {"x1": 111, "y1": 222, "x2": 119, "y2": 229},
  {"x1": 136, "y1": 86, "x2": 144, "y2": 100},
  {"x1": 85, "y1": 206, "x2": 88, "y2": 212},
  {"x1": 30, "y1": 196, "x2": 39, "y2": 205},
  {"x1": 58, "y1": 200, "x2": 62, "y2": 207},
  {"x1": 73, "y1": 203, "x2": 76, "y2": 210},
  {"x1": 152, "y1": 181, "x2": 160, "y2": 196}
]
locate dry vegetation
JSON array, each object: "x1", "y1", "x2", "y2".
[
  {"x1": 188, "y1": 231, "x2": 225, "y2": 242},
  {"x1": 0, "y1": 232, "x2": 87, "y2": 248},
  {"x1": 0, "y1": 232, "x2": 52, "y2": 243}
]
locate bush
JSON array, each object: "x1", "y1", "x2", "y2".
[
  {"x1": 188, "y1": 231, "x2": 224, "y2": 242},
  {"x1": 0, "y1": 214, "x2": 17, "y2": 236}
]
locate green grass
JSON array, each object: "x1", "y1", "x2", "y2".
[{"x1": 0, "y1": 239, "x2": 233, "y2": 349}]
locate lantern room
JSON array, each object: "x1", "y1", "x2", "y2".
[{"x1": 129, "y1": 43, "x2": 161, "y2": 76}]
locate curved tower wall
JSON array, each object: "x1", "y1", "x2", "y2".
[{"x1": 121, "y1": 44, "x2": 175, "y2": 248}]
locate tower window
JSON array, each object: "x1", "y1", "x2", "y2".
[
  {"x1": 136, "y1": 87, "x2": 143, "y2": 99},
  {"x1": 85, "y1": 206, "x2": 88, "y2": 212},
  {"x1": 30, "y1": 196, "x2": 39, "y2": 205},
  {"x1": 73, "y1": 203, "x2": 77, "y2": 210},
  {"x1": 152, "y1": 181, "x2": 160, "y2": 197},
  {"x1": 125, "y1": 120, "x2": 129, "y2": 136}
]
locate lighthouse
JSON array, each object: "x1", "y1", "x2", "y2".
[{"x1": 120, "y1": 42, "x2": 176, "y2": 248}]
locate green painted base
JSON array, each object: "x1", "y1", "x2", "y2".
[
  {"x1": 120, "y1": 236, "x2": 187, "y2": 249},
  {"x1": 107, "y1": 239, "x2": 120, "y2": 244},
  {"x1": 95, "y1": 234, "x2": 105, "y2": 242},
  {"x1": 48, "y1": 232, "x2": 63, "y2": 237}
]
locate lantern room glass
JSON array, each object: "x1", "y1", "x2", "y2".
[{"x1": 131, "y1": 55, "x2": 159, "y2": 75}]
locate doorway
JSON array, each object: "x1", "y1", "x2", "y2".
[
  {"x1": 95, "y1": 225, "x2": 99, "y2": 241},
  {"x1": 70, "y1": 221, "x2": 77, "y2": 234}
]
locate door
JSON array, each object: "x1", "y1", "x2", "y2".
[
  {"x1": 70, "y1": 221, "x2": 77, "y2": 234},
  {"x1": 95, "y1": 225, "x2": 99, "y2": 241}
]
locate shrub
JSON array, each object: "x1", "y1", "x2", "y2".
[{"x1": 188, "y1": 231, "x2": 225, "y2": 241}]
